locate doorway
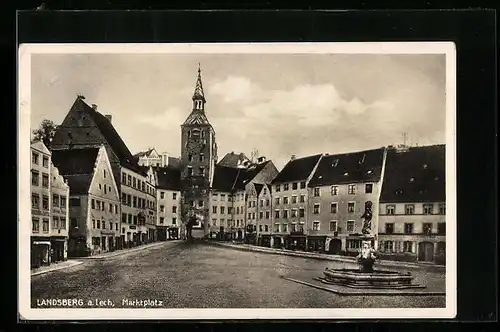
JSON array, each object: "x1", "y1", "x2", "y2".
[
  {"x1": 418, "y1": 242, "x2": 435, "y2": 262},
  {"x1": 329, "y1": 239, "x2": 342, "y2": 254}
]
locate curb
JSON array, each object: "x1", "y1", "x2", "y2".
[
  {"x1": 78, "y1": 241, "x2": 177, "y2": 260},
  {"x1": 210, "y1": 242, "x2": 446, "y2": 271},
  {"x1": 31, "y1": 261, "x2": 83, "y2": 277}
]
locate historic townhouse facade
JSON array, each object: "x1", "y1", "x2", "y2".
[
  {"x1": 156, "y1": 166, "x2": 182, "y2": 240},
  {"x1": 378, "y1": 144, "x2": 446, "y2": 264},
  {"x1": 270, "y1": 154, "x2": 323, "y2": 250},
  {"x1": 51, "y1": 96, "x2": 149, "y2": 249},
  {"x1": 253, "y1": 184, "x2": 273, "y2": 247},
  {"x1": 307, "y1": 148, "x2": 386, "y2": 254},
  {"x1": 142, "y1": 166, "x2": 158, "y2": 242},
  {"x1": 49, "y1": 161, "x2": 70, "y2": 263},
  {"x1": 52, "y1": 146, "x2": 121, "y2": 257}
]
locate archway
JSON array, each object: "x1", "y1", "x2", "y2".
[
  {"x1": 329, "y1": 239, "x2": 342, "y2": 254},
  {"x1": 418, "y1": 242, "x2": 435, "y2": 262}
]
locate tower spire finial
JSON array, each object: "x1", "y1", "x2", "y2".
[{"x1": 192, "y1": 63, "x2": 206, "y2": 110}]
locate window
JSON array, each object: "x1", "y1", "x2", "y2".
[
  {"x1": 114, "y1": 205, "x2": 118, "y2": 214},
  {"x1": 248, "y1": 212, "x2": 252, "y2": 220},
  {"x1": 259, "y1": 211, "x2": 264, "y2": 219},
  {"x1": 60, "y1": 217, "x2": 66, "y2": 229},
  {"x1": 274, "y1": 224, "x2": 280, "y2": 232},
  {"x1": 365, "y1": 183, "x2": 373, "y2": 194},
  {"x1": 211, "y1": 206, "x2": 217, "y2": 214},
  {"x1": 220, "y1": 194, "x2": 225, "y2": 201},
  {"x1": 220, "y1": 207, "x2": 225, "y2": 214},
  {"x1": 42, "y1": 218, "x2": 49, "y2": 233},
  {"x1": 102, "y1": 220, "x2": 106, "y2": 229},
  {"x1": 348, "y1": 202, "x2": 355, "y2": 213},
  {"x1": 259, "y1": 225, "x2": 263, "y2": 232},
  {"x1": 265, "y1": 225, "x2": 269, "y2": 232},
  {"x1": 300, "y1": 181, "x2": 306, "y2": 189},
  {"x1": 199, "y1": 167, "x2": 206, "y2": 177},
  {"x1": 284, "y1": 183, "x2": 289, "y2": 191},
  {"x1": 173, "y1": 193, "x2": 177, "y2": 200},
  {"x1": 275, "y1": 197, "x2": 280, "y2": 205},
  {"x1": 260, "y1": 199, "x2": 264, "y2": 207},
  {"x1": 404, "y1": 223, "x2": 414, "y2": 234},
  {"x1": 346, "y1": 220, "x2": 355, "y2": 232},
  {"x1": 42, "y1": 173, "x2": 49, "y2": 188},
  {"x1": 288, "y1": 196, "x2": 295, "y2": 204},
  {"x1": 292, "y1": 182, "x2": 298, "y2": 190},
  {"x1": 32, "y1": 217, "x2": 39, "y2": 232},
  {"x1": 403, "y1": 241, "x2": 413, "y2": 253},
  {"x1": 91, "y1": 198, "x2": 95, "y2": 209},
  {"x1": 347, "y1": 184, "x2": 356, "y2": 195},
  {"x1": 122, "y1": 173, "x2": 127, "y2": 183},
  {"x1": 42, "y1": 195, "x2": 49, "y2": 210},
  {"x1": 128, "y1": 214, "x2": 133, "y2": 223},
  {"x1": 329, "y1": 221, "x2": 337, "y2": 231},
  {"x1": 313, "y1": 188, "x2": 320, "y2": 197},
  {"x1": 422, "y1": 223, "x2": 433, "y2": 235},
  {"x1": 266, "y1": 199, "x2": 270, "y2": 206},
  {"x1": 423, "y1": 203, "x2": 434, "y2": 215},
  {"x1": 198, "y1": 200, "x2": 204, "y2": 207},
  {"x1": 31, "y1": 194, "x2": 39, "y2": 209},
  {"x1": 160, "y1": 205, "x2": 165, "y2": 212},
  {"x1": 439, "y1": 203, "x2": 446, "y2": 215},
  {"x1": 386, "y1": 205, "x2": 395, "y2": 215},
  {"x1": 248, "y1": 201, "x2": 252, "y2": 208},
  {"x1": 283, "y1": 197, "x2": 289, "y2": 205},
  {"x1": 127, "y1": 175, "x2": 132, "y2": 186},
  {"x1": 299, "y1": 194, "x2": 305, "y2": 203},
  {"x1": 291, "y1": 209, "x2": 297, "y2": 218},
  {"x1": 299, "y1": 208, "x2": 305, "y2": 218},
  {"x1": 115, "y1": 223, "x2": 118, "y2": 231},
  {"x1": 291, "y1": 224, "x2": 297, "y2": 232},
  {"x1": 405, "y1": 204, "x2": 415, "y2": 215},
  {"x1": 31, "y1": 171, "x2": 39, "y2": 186},
  {"x1": 312, "y1": 221, "x2": 320, "y2": 231},
  {"x1": 330, "y1": 186, "x2": 338, "y2": 195},
  {"x1": 385, "y1": 223, "x2": 394, "y2": 234},
  {"x1": 282, "y1": 224, "x2": 288, "y2": 232},
  {"x1": 330, "y1": 202, "x2": 337, "y2": 214},
  {"x1": 104, "y1": 186, "x2": 107, "y2": 194},
  {"x1": 122, "y1": 213, "x2": 127, "y2": 223},
  {"x1": 172, "y1": 218, "x2": 177, "y2": 225},
  {"x1": 266, "y1": 211, "x2": 270, "y2": 219},
  {"x1": 172, "y1": 206, "x2": 177, "y2": 213},
  {"x1": 32, "y1": 152, "x2": 39, "y2": 164},
  {"x1": 275, "y1": 210, "x2": 280, "y2": 218},
  {"x1": 60, "y1": 196, "x2": 66, "y2": 209},
  {"x1": 42, "y1": 156, "x2": 49, "y2": 168},
  {"x1": 437, "y1": 222, "x2": 446, "y2": 235},
  {"x1": 283, "y1": 210, "x2": 289, "y2": 218},
  {"x1": 313, "y1": 204, "x2": 320, "y2": 214},
  {"x1": 109, "y1": 222, "x2": 113, "y2": 230},
  {"x1": 133, "y1": 178, "x2": 136, "y2": 188},
  {"x1": 199, "y1": 153, "x2": 205, "y2": 162},
  {"x1": 160, "y1": 192, "x2": 165, "y2": 199},
  {"x1": 109, "y1": 203, "x2": 113, "y2": 212},
  {"x1": 275, "y1": 184, "x2": 281, "y2": 192},
  {"x1": 133, "y1": 196, "x2": 137, "y2": 208},
  {"x1": 133, "y1": 215, "x2": 138, "y2": 225}
]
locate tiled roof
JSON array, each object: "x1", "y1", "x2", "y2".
[
  {"x1": 232, "y1": 161, "x2": 271, "y2": 191},
  {"x1": 134, "y1": 148, "x2": 154, "y2": 158},
  {"x1": 51, "y1": 148, "x2": 99, "y2": 195},
  {"x1": 155, "y1": 166, "x2": 181, "y2": 191},
  {"x1": 308, "y1": 148, "x2": 385, "y2": 187},
  {"x1": 380, "y1": 144, "x2": 445, "y2": 203},
  {"x1": 218, "y1": 152, "x2": 250, "y2": 168},
  {"x1": 71, "y1": 98, "x2": 146, "y2": 175},
  {"x1": 211, "y1": 165, "x2": 240, "y2": 193},
  {"x1": 272, "y1": 154, "x2": 323, "y2": 184}
]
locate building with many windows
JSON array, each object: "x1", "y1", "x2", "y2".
[
  {"x1": 378, "y1": 144, "x2": 446, "y2": 264},
  {"x1": 31, "y1": 141, "x2": 55, "y2": 268},
  {"x1": 135, "y1": 147, "x2": 180, "y2": 168},
  {"x1": 253, "y1": 184, "x2": 273, "y2": 247},
  {"x1": 49, "y1": 160, "x2": 70, "y2": 263},
  {"x1": 141, "y1": 166, "x2": 158, "y2": 242},
  {"x1": 270, "y1": 154, "x2": 323, "y2": 250},
  {"x1": 156, "y1": 166, "x2": 182, "y2": 240},
  {"x1": 51, "y1": 146, "x2": 121, "y2": 257},
  {"x1": 307, "y1": 148, "x2": 386, "y2": 254}
]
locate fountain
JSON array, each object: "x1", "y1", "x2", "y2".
[{"x1": 317, "y1": 201, "x2": 425, "y2": 290}]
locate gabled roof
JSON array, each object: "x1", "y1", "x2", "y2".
[
  {"x1": 182, "y1": 110, "x2": 212, "y2": 126},
  {"x1": 134, "y1": 148, "x2": 156, "y2": 158},
  {"x1": 51, "y1": 148, "x2": 100, "y2": 195},
  {"x1": 155, "y1": 166, "x2": 181, "y2": 191},
  {"x1": 69, "y1": 97, "x2": 145, "y2": 175},
  {"x1": 211, "y1": 165, "x2": 241, "y2": 193},
  {"x1": 232, "y1": 160, "x2": 271, "y2": 191},
  {"x1": 380, "y1": 144, "x2": 445, "y2": 203},
  {"x1": 254, "y1": 183, "x2": 264, "y2": 196},
  {"x1": 218, "y1": 152, "x2": 251, "y2": 168},
  {"x1": 308, "y1": 148, "x2": 385, "y2": 187},
  {"x1": 31, "y1": 140, "x2": 51, "y2": 155},
  {"x1": 272, "y1": 154, "x2": 323, "y2": 184}
]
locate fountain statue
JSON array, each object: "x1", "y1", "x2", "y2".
[{"x1": 317, "y1": 200, "x2": 424, "y2": 289}]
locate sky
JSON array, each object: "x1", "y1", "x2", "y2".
[{"x1": 31, "y1": 53, "x2": 446, "y2": 171}]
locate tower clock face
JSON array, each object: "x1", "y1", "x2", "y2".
[{"x1": 187, "y1": 139, "x2": 203, "y2": 154}]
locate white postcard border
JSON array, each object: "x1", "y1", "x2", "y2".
[{"x1": 18, "y1": 42, "x2": 457, "y2": 321}]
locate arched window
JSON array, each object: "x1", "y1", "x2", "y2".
[{"x1": 188, "y1": 130, "x2": 191, "y2": 138}]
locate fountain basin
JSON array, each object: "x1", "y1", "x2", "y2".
[{"x1": 320, "y1": 268, "x2": 424, "y2": 289}]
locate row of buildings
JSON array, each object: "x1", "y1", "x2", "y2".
[{"x1": 30, "y1": 66, "x2": 446, "y2": 265}]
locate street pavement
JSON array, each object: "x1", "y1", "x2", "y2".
[{"x1": 31, "y1": 241, "x2": 445, "y2": 308}]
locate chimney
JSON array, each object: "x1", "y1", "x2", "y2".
[
  {"x1": 290, "y1": 154, "x2": 296, "y2": 161},
  {"x1": 105, "y1": 115, "x2": 112, "y2": 123},
  {"x1": 257, "y1": 156, "x2": 266, "y2": 163},
  {"x1": 91, "y1": 104, "x2": 97, "y2": 111}
]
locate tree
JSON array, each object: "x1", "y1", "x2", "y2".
[{"x1": 32, "y1": 119, "x2": 58, "y2": 148}]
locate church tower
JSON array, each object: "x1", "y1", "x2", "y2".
[{"x1": 180, "y1": 64, "x2": 218, "y2": 239}]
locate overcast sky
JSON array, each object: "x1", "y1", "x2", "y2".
[{"x1": 31, "y1": 53, "x2": 446, "y2": 170}]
